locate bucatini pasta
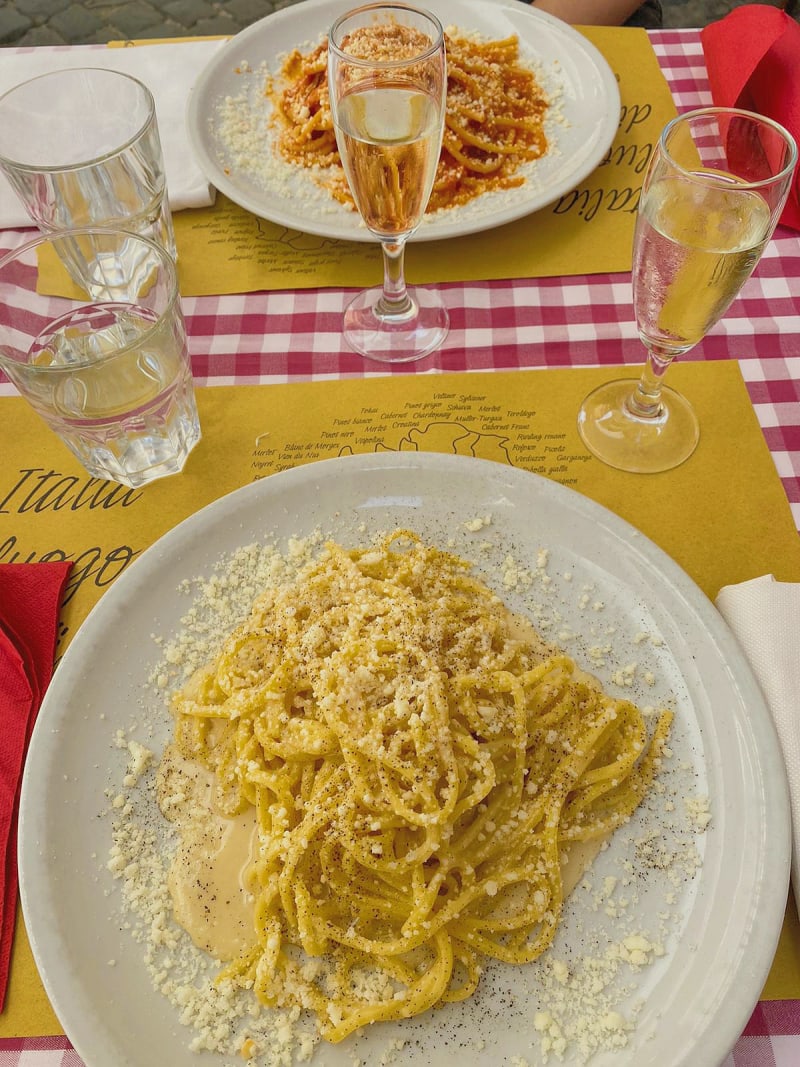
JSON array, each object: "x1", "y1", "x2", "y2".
[
  {"x1": 270, "y1": 30, "x2": 551, "y2": 213},
  {"x1": 161, "y1": 531, "x2": 672, "y2": 1043}
]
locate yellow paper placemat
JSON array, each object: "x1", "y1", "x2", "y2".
[
  {"x1": 3, "y1": 360, "x2": 799, "y2": 1037},
  {"x1": 169, "y1": 27, "x2": 676, "y2": 295}
]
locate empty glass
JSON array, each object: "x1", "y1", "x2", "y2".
[{"x1": 0, "y1": 68, "x2": 176, "y2": 267}]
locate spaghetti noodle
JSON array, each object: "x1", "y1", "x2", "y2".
[
  {"x1": 271, "y1": 30, "x2": 551, "y2": 213},
  {"x1": 165, "y1": 532, "x2": 671, "y2": 1043}
]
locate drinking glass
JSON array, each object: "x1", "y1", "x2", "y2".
[
  {"x1": 0, "y1": 227, "x2": 200, "y2": 488},
  {"x1": 0, "y1": 68, "x2": 176, "y2": 264},
  {"x1": 328, "y1": 2, "x2": 449, "y2": 363},
  {"x1": 577, "y1": 107, "x2": 797, "y2": 473}
]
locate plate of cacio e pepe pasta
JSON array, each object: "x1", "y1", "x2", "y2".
[
  {"x1": 20, "y1": 454, "x2": 789, "y2": 1067},
  {"x1": 186, "y1": 0, "x2": 620, "y2": 241}
]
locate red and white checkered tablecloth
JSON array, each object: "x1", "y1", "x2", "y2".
[{"x1": 1, "y1": 26, "x2": 799, "y2": 1067}]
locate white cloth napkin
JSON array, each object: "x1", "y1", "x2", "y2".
[
  {"x1": 716, "y1": 574, "x2": 800, "y2": 913},
  {"x1": 0, "y1": 40, "x2": 227, "y2": 228}
]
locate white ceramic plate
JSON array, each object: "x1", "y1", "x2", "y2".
[
  {"x1": 20, "y1": 453, "x2": 789, "y2": 1067},
  {"x1": 185, "y1": 0, "x2": 620, "y2": 242}
]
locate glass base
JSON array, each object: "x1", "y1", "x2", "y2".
[
  {"x1": 343, "y1": 285, "x2": 449, "y2": 364},
  {"x1": 577, "y1": 378, "x2": 700, "y2": 474}
]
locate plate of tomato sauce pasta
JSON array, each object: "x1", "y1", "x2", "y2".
[{"x1": 186, "y1": 0, "x2": 620, "y2": 242}]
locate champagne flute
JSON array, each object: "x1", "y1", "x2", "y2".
[
  {"x1": 577, "y1": 107, "x2": 797, "y2": 474},
  {"x1": 328, "y1": 2, "x2": 449, "y2": 363}
]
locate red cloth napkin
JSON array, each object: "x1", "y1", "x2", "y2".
[
  {"x1": 0, "y1": 562, "x2": 72, "y2": 1012},
  {"x1": 701, "y1": 4, "x2": 800, "y2": 230}
]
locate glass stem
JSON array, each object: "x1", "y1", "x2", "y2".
[
  {"x1": 376, "y1": 239, "x2": 414, "y2": 319},
  {"x1": 626, "y1": 346, "x2": 674, "y2": 420}
]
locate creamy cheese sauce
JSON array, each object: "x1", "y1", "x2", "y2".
[{"x1": 157, "y1": 744, "x2": 258, "y2": 960}]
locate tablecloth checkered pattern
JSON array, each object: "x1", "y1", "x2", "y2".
[{"x1": 1, "y1": 26, "x2": 799, "y2": 1067}]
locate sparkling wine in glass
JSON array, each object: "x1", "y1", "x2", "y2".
[
  {"x1": 328, "y1": 2, "x2": 449, "y2": 363},
  {"x1": 578, "y1": 107, "x2": 797, "y2": 473}
]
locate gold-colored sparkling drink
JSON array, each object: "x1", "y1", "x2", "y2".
[
  {"x1": 578, "y1": 107, "x2": 797, "y2": 474},
  {"x1": 633, "y1": 175, "x2": 771, "y2": 352},
  {"x1": 335, "y1": 81, "x2": 442, "y2": 236}
]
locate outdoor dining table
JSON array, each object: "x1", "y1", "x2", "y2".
[{"x1": 1, "y1": 21, "x2": 799, "y2": 1067}]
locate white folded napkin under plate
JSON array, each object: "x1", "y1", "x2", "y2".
[
  {"x1": 0, "y1": 40, "x2": 227, "y2": 229},
  {"x1": 716, "y1": 574, "x2": 800, "y2": 915}
]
